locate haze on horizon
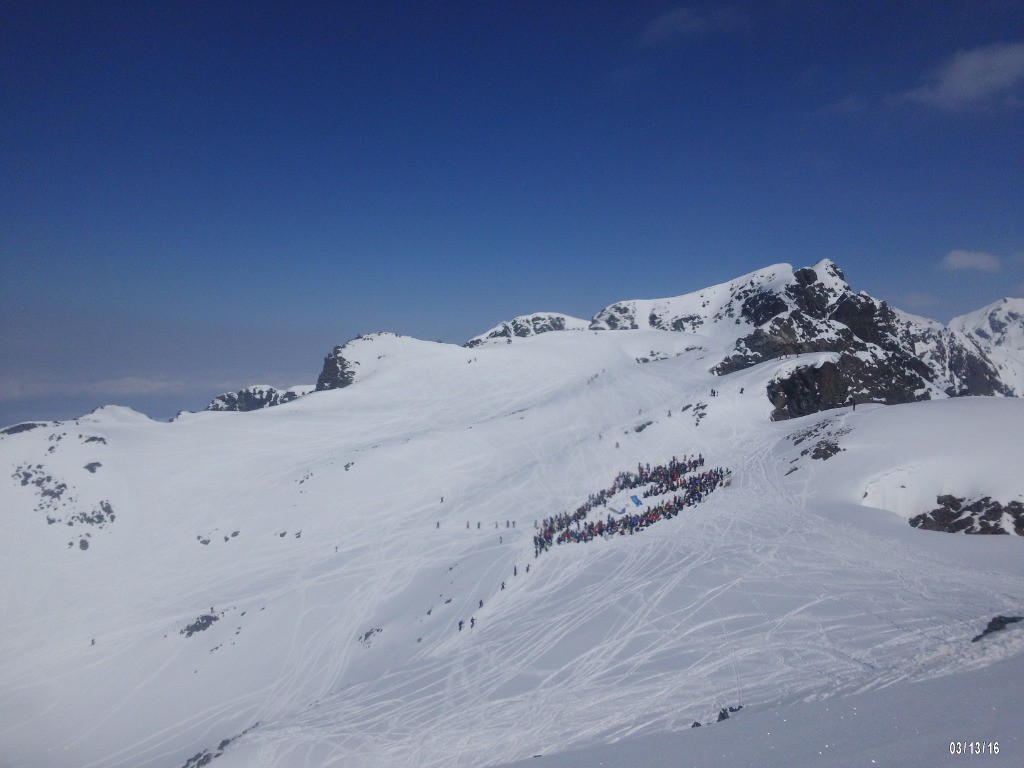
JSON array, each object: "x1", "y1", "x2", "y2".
[{"x1": 2, "y1": 1, "x2": 1023, "y2": 425}]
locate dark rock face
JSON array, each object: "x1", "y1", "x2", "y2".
[
  {"x1": 789, "y1": 265, "x2": 838, "y2": 315},
  {"x1": 206, "y1": 385, "x2": 310, "y2": 412},
  {"x1": 830, "y1": 293, "x2": 890, "y2": 348},
  {"x1": 809, "y1": 439, "x2": 842, "y2": 460},
  {"x1": 180, "y1": 613, "x2": 220, "y2": 637},
  {"x1": 766, "y1": 349, "x2": 936, "y2": 420},
  {"x1": 316, "y1": 346, "x2": 358, "y2": 391},
  {"x1": 909, "y1": 495, "x2": 1024, "y2": 536},
  {"x1": 767, "y1": 361, "x2": 849, "y2": 420},
  {"x1": 740, "y1": 290, "x2": 789, "y2": 327},
  {"x1": 1, "y1": 422, "x2": 51, "y2": 436},
  {"x1": 971, "y1": 615, "x2": 1024, "y2": 642}
]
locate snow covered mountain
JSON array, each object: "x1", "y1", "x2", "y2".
[
  {"x1": 455, "y1": 259, "x2": 1021, "y2": 419},
  {"x1": 950, "y1": 297, "x2": 1024, "y2": 396},
  {"x1": 2, "y1": 262, "x2": 1024, "y2": 768},
  {"x1": 205, "y1": 384, "x2": 313, "y2": 412},
  {"x1": 465, "y1": 312, "x2": 590, "y2": 347}
]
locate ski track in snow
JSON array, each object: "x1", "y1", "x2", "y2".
[{"x1": 2, "y1": 332, "x2": 1023, "y2": 768}]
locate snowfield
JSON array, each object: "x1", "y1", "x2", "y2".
[{"x1": 2, "y1": 328, "x2": 1023, "y2": 768}]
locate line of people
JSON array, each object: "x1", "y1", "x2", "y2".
[
  {"x1": 534, "y1": 460, "x2": 729, "y2": 556},
  {"x1": 535, "y1": 455, "x2": 706, "y2": 542},
  {"x1": 457, "y1": 564, "x2": 529, "y2": 632}
]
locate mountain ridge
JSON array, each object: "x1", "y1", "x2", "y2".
[{"x1": 311, "y1": 259, "x2": 1022, "y2": 420}]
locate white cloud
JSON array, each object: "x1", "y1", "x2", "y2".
[
  {"x1": 0, "y1": 375, "x2": 223, "y2": 402},
  {"x1": 900, "y1": 41, "x2": 1024, "y2": 111},
  {"x1": 641, "y1": 5, "x2": 747, "y2": 46},
  {"x1": 79, "y1": 377, "x2": 195, "y2": 397},
  {"x1": 939, "y1": 249, "x2": 1002, "y2": 273}
]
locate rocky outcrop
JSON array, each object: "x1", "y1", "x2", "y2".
[
  {"x1": 909, "y1": 495, "x2": 1024, "y2": 536},
  {"x1": 465, "y1": 313, "x2": 588, "y2": 347},
  {"x1": 766, "y1": 349, "x2": 936, "y2": 420},
  {"x1": 316, "y1": 346, "x2": 359, "y2": 391},
  {"x1": 206, "y1": 385, "x2": 312, "y2": 412},
  {"x1": 713, "y1": 262, "x2": 1010, "y2": 419},
  {"x1": 590, "y1": 302, "x2": 642, "y2": 330},
  {"x1": 971, "y1": 615, "x2": 1024, "y2": 642},
  {"x1": 0, "y1": 422, "x2": 52, "y2": 436},
  {"x1": 767, "y1": 360, "x2": 849, "y2": 419},
  {"x1": 716, "y1": 312, "x2": 856, "y2": 374}
]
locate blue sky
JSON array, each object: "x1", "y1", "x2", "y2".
[{"x1": 2, "y1": 1, "x2": 1023, "y2": 424}]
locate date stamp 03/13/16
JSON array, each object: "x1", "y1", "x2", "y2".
[{"x1": 949, "y1": 741, "x2": 999, "y2": 756}]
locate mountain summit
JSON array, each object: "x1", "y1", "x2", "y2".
[{"x1": 314, "y1": 259, "x2": 1020, "y2": 419}]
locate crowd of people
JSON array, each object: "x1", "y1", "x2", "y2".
[
  {"x1": 533, "y1": 456, "x2": 729, "y2": 556},
  {"x1": 451, "y1": 455, "x2": 729, "y2": 633}
]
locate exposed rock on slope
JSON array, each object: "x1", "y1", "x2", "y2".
[
  {"x1": 971, "y1": 615, "x2": 1024, "y2": 642},
  {"x1": 316, "y1": 343, "x2": 361, "y2": 390},
  {"x1": 315, "y1": 333, "x2": 410, "y2": 391},
  {"x1": 206, "y1": 385, "x2": 313, "y2": 412},
  {"x1": 909, "y1": 495, "x2": 1024, "y2": 536},
  {"x1": 706, "y1": 262, "x2": 1008, "y2": 418},
  {"x1": 465, "y1": 313, "x2": 588, "y2": 347}
]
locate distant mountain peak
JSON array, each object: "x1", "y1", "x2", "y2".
[
  {"x1": 950, "y1": 297, "x2": 1024, "y2": 348},
  {"x1": 205, "y1": 384, "x2": 313, "y2": 412},
  {"x1": 465, "y1": 312, "x2": 589, "y2": 348}
]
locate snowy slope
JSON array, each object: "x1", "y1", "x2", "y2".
[
  {"x1": 3, "y1": 325, "x2": 1023, "y2": 768},
  {"x1": 496, "y1": 652, "x2": 1024, "y2": 768}
]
